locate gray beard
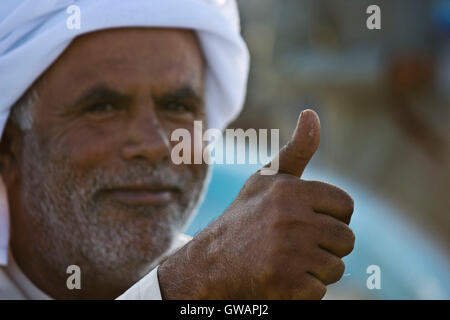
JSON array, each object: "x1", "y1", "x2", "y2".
[{"x1": 19, "y1": 131, "x2": 208, "y2": 289}]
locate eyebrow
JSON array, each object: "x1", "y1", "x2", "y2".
[
  {"x1": 73, "y1": 85, "x2": 131, "y2": 107},
  {"x1": 155, "y1": 86, "x2": 204, "y2": 106},
  {"x1": 64, "y1": 84, "x2": 204, "y2": 115}
]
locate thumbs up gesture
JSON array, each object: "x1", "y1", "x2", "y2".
[{"x1": 159, "y1": 110, "x2": 355, "y2": 299}]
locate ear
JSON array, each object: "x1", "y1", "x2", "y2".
[{"x1": 0, "y1": 120, "x2": 24, "y2": 187}]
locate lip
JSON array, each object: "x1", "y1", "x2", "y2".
[{"x1": 101, "y1": 185, "x2": 178, "y2": 206}]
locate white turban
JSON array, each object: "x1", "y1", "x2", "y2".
[{"x1": 0, "y1": 0, "x2": 250, "y2": 265}]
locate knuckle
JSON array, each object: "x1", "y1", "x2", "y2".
[
  {"x1": 341, "y1": 194, "x2": 354, "y2": 220},
  {"x1": 292, "y1": 275, "x2": 327, "y2": 300},
  {"x1": 331, "y1": 186, "x2": 354, "y2": 217},
  {"x1": 341, "y1": 228, "x2": 356, "y2": 256},
  {"x1": 328, "y1": 220, "x2": 349, "y2": 239},
  {"x1": 341, "y1": 224, "x2": 354, "y2": 241},
  {"x1": 318, "y1": 255, "x2": 345, "y2": 284},
  {"x1": 348, "y1": 228, "x2": 356, "y2": 246},
  {"x1": 345, "y1": 194, "x2": 355, "y2": 213},
  {"x1": 314, "y1": 285, "x2": 327, "y2": 300},
  {"x1": 306, "y1": 280, "x2": 327, "y2": 300},
  {"x1": 308, "y1": 181, "x2": 354, "y2": 219},
  {"x1": 329, "y1": 259, "x2": 346, "y2": 283},
  {"x1": 319, "y1": 257, "x2": 345, "y2": 285}
]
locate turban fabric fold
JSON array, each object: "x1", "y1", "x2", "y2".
[{"x1": 0, "y1": 0, "x2": 250, "y2": 265}]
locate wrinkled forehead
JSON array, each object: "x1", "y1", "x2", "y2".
[
  {"x1": 33, "y1": 28, "x2": 206, "y2": 109},
  {"x1": 67, "y1": 27, "x2": 200, "y2": 70},
  {"x1": 68, "y1": 27, "x2": 203, "y2": 62}
]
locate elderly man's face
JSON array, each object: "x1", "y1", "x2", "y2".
[{"x1": 3, "y1": 28, "x2": 208, "y2": 298}]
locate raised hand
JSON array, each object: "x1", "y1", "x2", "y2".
[{"x1": 159, "y1": 110, "x2": 355, "y2": 299}]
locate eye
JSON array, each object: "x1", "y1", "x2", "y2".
[
  {"x1": 164, "y1": 101, "x2": 193, "y2": 113},
  {"x1": 86, "y1": 103, "x2": 116, "y2": 114},
  {"x1": 84, "y1": 103, "x2": 124, "y2": 120}
]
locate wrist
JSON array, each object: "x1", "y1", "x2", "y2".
[{"x1": 157, "y1": 234, "x2": 213, "y2": 299}]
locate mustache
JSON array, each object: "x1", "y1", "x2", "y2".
[{"x1": 76, "y1": 162, "x2": 195, "y2": 197}]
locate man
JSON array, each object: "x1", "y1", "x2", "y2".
[{"x1": 0, "y1": 0, "x2": 355, "y2": 299}]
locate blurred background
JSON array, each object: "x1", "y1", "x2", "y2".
[{"x1": 186, "y1": 0, "x2": 450, "y2": 299}]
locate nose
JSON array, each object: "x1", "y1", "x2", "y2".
[{"x1": 120, "y1": 109, "x2": 171, "y2": 164}]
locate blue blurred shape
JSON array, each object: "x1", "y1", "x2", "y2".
[{"x1": 433, "y1": 0, "x2": 450, "y2": 32}]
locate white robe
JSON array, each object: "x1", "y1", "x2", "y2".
[{"x1": 0, "y1": 233, "x2": 191, "y2": 300}]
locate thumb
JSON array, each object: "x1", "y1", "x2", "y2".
[{"x1": 268, "y1": 109, "x2": 321, "y2": 177}]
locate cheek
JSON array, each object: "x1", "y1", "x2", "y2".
[{"x1": 50, "y1": 123, "x2": 123, "y2": 172}]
